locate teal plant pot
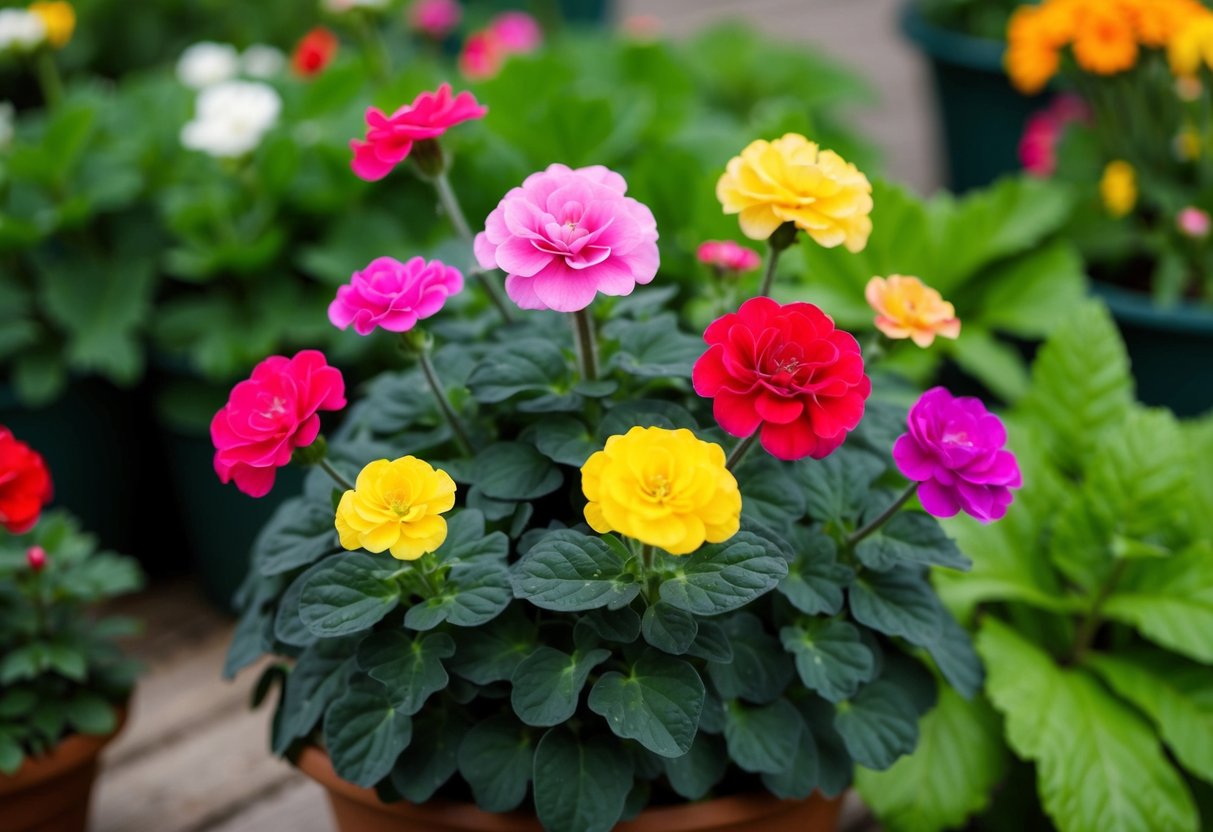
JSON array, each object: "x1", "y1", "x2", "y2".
[
  {"x1": 470, "y1": 0, "x2": 610, "y2": 25},
  {"x1": 1092, "y1": 282, "x2": 1213, "y2": 416},
  {"x1": 901, "y1": 3, "x2": 1044, "y2": 192}
]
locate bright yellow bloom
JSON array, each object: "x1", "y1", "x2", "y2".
[
  {"x1": 28, "y1": 1, "x2": 74, "y2": 49},
  {"x1": 335, "y1": 456, "x2": 456, "y2": 560},
  {"x1": 1100, "y1": 160, "x2": 1137, "y2": 218},
  {"x1": 716, "y1": 133, "x2": 873, "y2": 252},
  {"x1": 865, "y1": 275, "x2": 961, "y2": 348},
  {"x1": 1169, "y1": 12, "x2": 1213, "y2": 76},
  {"x1": 581, "y1": 426, "x2": 741, "y2": 556},
  {"x1": 1072, "y1": 5, "x2": 1138, "y2": 75}
]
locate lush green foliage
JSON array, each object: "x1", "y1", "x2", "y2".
[
  {"x1": 858, "y1": 301, "x2": 1213, "y2": 832},
  {"x1": 0, "y1": 513, "x2": 144, "y2": 774}
]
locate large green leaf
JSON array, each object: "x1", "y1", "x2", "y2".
[
  {"x1": 777, "y1": 529, "x2": 854, "y2": 616},
  {"x1": 532, "y1": 728, "x2": 634, "y2": 832},
  {"x1": 402, "y1": 561, "x2": 512, "y2": 631},
  {"x1": 588, "y1": 649, "x2": 705, "y2": 758},
  {"x1": 472, "y1": 442, "x2": 563, "y2": 500},
  {"x1": 510, "y1": 646, "x2": 610, "y2": 727},
  {"x1": 323, "y1": 679, "x2": 413, "y2": 788},
  {"x1": 356, "y1": 631, "x2": 455, "y2": 716},
  {"x1": 781, "y1": 618, "x2": 876, "y2": 703},
  {"x1": 833, "y1": 679, "x2": 920, "y2": 771},
  {"x1": 389, "y1": 709, "x2": 466, "y2": 804},
  {"x1": 849, "y1": 568, "x2": 941, "y2": 647},
  {"x1": 457, "y1": 714, "x2": 535, "y2": 812},
  {"x1": 662, "y1": 732, "x2": 729, "y2": 800},
  {"x1": 798, "y1": 448, "x2": 886, "y2": 529},
  {"x1": 299, "y1": 553, "x2": 401, "y2": 637},
  {"x1": 722, "y1": 698, "x2": 802, "y2": 775},
  {"x1": 275, "y1": 637, "x2": 356, "y2": 755},
  {"x1": 254, "y1": 497, "x2": 341, "y2": 576},
  {"x1": 447, "y1": 606, "x2": 537, "y2": 684},
  {"x1": 975, "y1": 239, "x2": 1086, "y2": 338},
  {"x1": 511, "y1": 531, "x2": 640, "y2": 612},
  {"x1": 466, "y1": 338, "x2": 569, "y2": 403},
  {"x1": 979, "y1": 619, "x2": 1198, "y2": 832},
  {"x1": 1103, "y1": 544, "x2": 1213, "y2": 663},
  {"x1": 706, "y1": 612, "x2": 795, "y2": 705},
  {"x1": 856, "y1": 687, "x2": 1007, "y2": 832},
  {"x1": 641, "y1": 601, "x2": 698, "y2": 655},
  {"x1": 657, "y1": 532, "x2": 787, "y2": 616},
  {"x1": 606, "y1": 314, "x2": 704, "y2": 378},
  {"x1": 855, "y1": 512, "x2": 970, "y2": 573}
]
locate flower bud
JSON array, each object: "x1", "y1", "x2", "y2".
[{"x1": 26, "y1": 545, "x2": 46, "y2": 572}]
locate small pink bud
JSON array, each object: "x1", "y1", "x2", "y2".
[
  {"x1": 1178, "y1": 207, "x2": 1211, "y2": 239},
  {"x1": 26, "y1": 545, "x2": 46, "y2": 572}
]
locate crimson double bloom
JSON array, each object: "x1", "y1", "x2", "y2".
[
  {"x1": 0, "y1": 426, "x2": 53, "y2": 533},
  {"x1": 693, "y1": 297, "x2": 870, "y2": 461}
]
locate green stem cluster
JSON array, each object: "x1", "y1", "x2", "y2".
[
  {"x1": 571, "y1": 308, "x2": 599, "y2": 382},
  {"x1": 417, "y1": 342, "x2": 474, "y2": 457},
  {"x1": 430, "y1": 171, "x2": 515, "y2": 322}
]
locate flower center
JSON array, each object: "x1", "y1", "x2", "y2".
[
  {"x1": 942, "y1": 430, "x2": 972, "y2": 448},
  {"x1": 646, "y1": 473, "x2": 672, "y2": 501},
  {"x1": 258, "y1": 394, "x2": 288, "y2": 420}
]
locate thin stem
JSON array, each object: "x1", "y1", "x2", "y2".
[
  {"x1": 432, "y1": 172, "x2": 515, "y2": 322},
  {"x1": 847, "y1": 482, "x2": 918, "y2": 546},
  {"x1": 34, "y1": 51, "x2": 63, "y2": 108},
  {"x1": 1067, "y1": 559, "x2": 1129, "y2": 665},
  {"x1": 571, "y1": 308, "x2": 599, "y2": 382},
  {"x1": 757, "y1": 242, "x2": 784, "y2": 298},
  {"x1": 418, "y1": 344, "x2": 474, "y2": 456},
  {"x1": 725, "y1": 433, "x2": 759, "y2": 471},
  {"x1": 317, "y1": 458, "x2": 355, "y2": 492}
]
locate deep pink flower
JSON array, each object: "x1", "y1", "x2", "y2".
[
  {"x1": 26, "y1": 545, "x2": 46, "y2": 572},
  {"x1": 459, "y1": 31, "x2": 504, "y2": 80},
  {"x1": 1019, "y1": 94, "x2": 1089, "y2": 178},
  {"x1": 893, "y1": 387, "x2": 1022, "y2": 523},
  {"x1": 474, "y1": 164, "x2": 660, "y2": 313},
  {"x1": 349, "y1": 83, "x2": 487, "y2": 181},
  {"x1": 211, "y1": 351, "x2": 347, "y2": 498},
  {"x1": 697, "y1": 240, "x2": 761, "y2": 273},
  {"x1": 1178, "y1": 206, "x2": 1211, "y2": 238},
  {"x1": 329, "y1": 256, "x2": 463, "y2": 335},
  {"x1": 408, "y1": 0, "x2": 461, "y2": 39},
  {"x1": 692, "y1": 297, "x2": 870, "y2": 461},
  {"x1": 490, "y1": 11, "x2": 542, "y2": 53}
]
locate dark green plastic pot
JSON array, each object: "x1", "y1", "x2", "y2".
[
  {"x1": 1093, "y1": 282, "x2": 1213, "y2": 416},
  {"x1": 901, "y1": 3, "x2": 1044, "y2": 192},
  {"x1": 470, "y1": 0, "x2": 609, "y2": 25}
]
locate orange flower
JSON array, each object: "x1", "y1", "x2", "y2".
[
  {"x1": 1072, "y1": 4, "x2": 1139, "y2": 74},
  {"x1": 865, "y1": 275, "x2": 960, "y2": 348},
  {"x1": 1006, "y1": 42, "x2": 1061, "y2": 94},
  {"x1": 1124, "y1": 0, "x2": 1205, "y2": 47},
  {"x1": 1006, "y1": 5, "x2": 1065, "y2": 93}
]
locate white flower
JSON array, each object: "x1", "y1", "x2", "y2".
[
  {"x1": 176, "y1": 42, "x2": 240, "y2": 90},
  {"x1": 0, "y1": 9, "x2": 47, "y2": 53},
  {"x1": 180, "y1": 80, "x2": 282, "y2": 159},
  {"x1": 0, "y1": 102, "x2": 15, "y2": 151},
  {"x1": 322, "y1": 0, "x2": 388, "y2": 13},
  {"x1": 242, "y1": 44, "x2": 286, "y2": 79}
]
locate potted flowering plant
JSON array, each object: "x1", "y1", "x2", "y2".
[
  {"x1": 0, "y1": 425, "x2": 145, "y2": 832},
  {"x1": 1005, "y1": 0, "x2": 1213, "y2": 415},
  {"x1": 221, "y1": 80, "x2": 1022, "y2": 832}
]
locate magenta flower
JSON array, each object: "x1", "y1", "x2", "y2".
[
  {"x1": 350, "y1": 83, "x2": 487, "y2": 182},
  {"x1": 490, "y1": 11, "x2": 542, "y2": 54},
  {"x1": 408, "y1": 0, "x2": 461, "y2": 39},
  {"x1": 474, "y1": 164, "x2": 660, "y2": 313},
  {"x1": 893, "y1": 387, "x2": 1022, "y2": 523},
  {"x1": 1019, "y1": 94, "x2": 1089, "y2": 178},
  {"x1": 697, "y1": 240, "x2": 761, "y2": 273},
  {"x1": 329, "y1": 256, "x2": 463, "y2": 336},
  {"x1": 459, "y1": 31, "x2": 503, "y2": 80}
]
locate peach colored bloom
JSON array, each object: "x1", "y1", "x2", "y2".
[{"x1": 866, "y1": 275, "x2": 961, "y2": 348}]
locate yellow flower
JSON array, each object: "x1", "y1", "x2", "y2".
[
  {"x1": 1169, "y1": 12, "x2": 1213, "y2": 76},
  {"x1": 865, "y1": 275, "x2": 961, "y2": 348},
  {"x1": 28, "y1": 1, "x2": 74, "y2": 49},
  {"x1": 581, "y1": 426, "x2": 741, "y2": 556},
  {"x1": 335, "y1": 456, "x2": 457, "y2": 560},
  {"x1": 716, "y1": 133, "x2": 873, "y2": 252},
  {"x1": 1100, "y1": 160, "x2": 1137, "y2": 218},
  {"x1": 1176, "y1": 125, "x2": 1202, "y2": 161},
  {"x1": 1072, "y1": 5, "x2": 1139, "y2": 75}
]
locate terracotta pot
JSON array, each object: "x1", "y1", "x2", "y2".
[
  {"x1": 0, "y1": 710, "x2": 127, "y2": 832},
  {"x1": 297, "y1": 746, "x2": 842, "y2": 832}
]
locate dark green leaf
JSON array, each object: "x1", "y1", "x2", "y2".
[
  {"x1": 781, "y1": 619, "x2": 876, "y2": 703},
  {"x1": 588, "y1": 649, "x2": 706, "y2": 757},
  {"x1": 299, "y1": 553, "x2": 401, "y2": 637},
  {"x1": 778, "y1": 529, "x2": 854, "y2": 615},
  {"x1": 834, "y1": 680, "x2": 920, "y2": 770},
  {"x1": 458, "y1": 714, "x2": 534, "y2": 812},
  {"x1": 854, "y1": 512, "x2": 970, "y2": 572},
  {"x1": 849, "y1": 568, "x2": 941, "y2": 646},
  {"x1": 577, "y1": 606, "x2": 642, "y2": 644},
  {"x1": 357, "y1": 631, "x2": 455, "y2": 716},
  {"x1": 686, "y1": 618, "x2": 733, "y2": 663},
  {"x1": 255, "y1": 497, "x2": 341, "y2": 576},
  {"x1": 323, "y1": 679, "x2": 412, "y2": 787},
  {"x1": 926, "y1": 611, "x2": 984, "y2": 699},
  {"x1": 723, "y1": 698, "x2": 802, "y2": 774},
  {"x1": 404, "y1": 561, "x2": 512, "y2": 630},
  {"x1": 389, "y1": 710, "x2": 467, "y2": 804},
  {"x1": 663, "y1": 732, "x2": 729, "y2": 800},
  {"x1": 511, "y1": 530, "x2": 640, "y2": 612},
  {"x1": 799, "y1": 448, "x2": 886, "y2": 528},
  {"x1": 706, "y1": 613, "x2": 795, "y2": 705},
  {"x1": 521, "y1": 416, "x2": 598, "y2": 467},
  {"x1": 607, "y1": 314, "x2": 703, "y2": 378},
  {"x1": 467, "y1": 339, "x2": 569, "y2": 403},
  {"x1": 510, "y1": 646, "x2": 611, "y2": 727},
  {"x1": 65, "y1": 694, "x2": 116, "y2": 735},
  {"x1": 641, "y1": 601, "x2": 698, "y2": 655},
  {"x1": 658, "y1": 532, "x2": 787, "y2": 616},
  {"x1": 533, "y1": 728, "x2": 634, "y2": 832},
  {"x1": 473, "y1": 443, "x2": 563, "y2": 500},
  {"x1": 448, "y1": 607, "x2": 537, "y2": 684},
  {"x1": 762, "y1": 708, "x2": 820, "y2": 799},
  {"x1": 276, "y1": 638, "x2": 357, "y2": 755}
]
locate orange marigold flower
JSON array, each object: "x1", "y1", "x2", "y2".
[
  {"x1": 1007, "y1": 42, "x2": 1061, "y2": 94},
  {"x1": 865, "y1": 275, "x2": 961, "y2": 348},
  {"x1": 1073, "y1": 5, "x2": 1139, "y2": 75}
]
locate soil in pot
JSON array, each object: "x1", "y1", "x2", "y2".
[
  {"x1": 0, "y1": 711, "x2": 127, "y2": 832},
  {"x1": 296, "y1": 746, "x2": 843, "y2": 832}
]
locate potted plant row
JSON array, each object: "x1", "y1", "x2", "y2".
[{"x1": 221, "y1": 80, "x2": 1023, "y2": 832}]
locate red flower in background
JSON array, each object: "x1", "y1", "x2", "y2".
[
  {"x1": 210, "y1": 351, "x2": 347, "y2": 498},
  {"x1": 292, "y1": 27, "x2": 339, "y2": 78},
  {"x1": 692, "y1": 297, "x2": 870, "y2": 461},
  {"x1": 0, "y1": 426, "x2": 53, "y2": 533}
]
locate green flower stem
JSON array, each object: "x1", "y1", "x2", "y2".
[
  {"x1": 431, "y1": 171, "x2": 515, "y2": 322},
  {"x1": 757, "y1": 222, "x2": 799, "y2": 298},
  {"x1": 571, "y1": 308, "x2": 599, "y2": 382},
  {"x1": 1066, "y1": 559, "x2": 1129, "y2": 665},
  {"x1": 757, "y1": 246, "x2": 782, "y2": 298},
  {"x1": 317, "y1": 458, "x2": 355, "y2": 492},
  {"x1": 418, "y1": 342, "x2": 475, "y2": 457},
  {"x1": 725, "y1": 432, "x2": 759, "y2": 471},
  {"x1": 34, "y1": 51, "x2": 63, "y2": 108},
  {"x1": 847, "y1": 482, "x2": 918, "y2": 546}
]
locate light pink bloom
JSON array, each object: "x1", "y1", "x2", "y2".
[
  {"x1": 408, "y1": 0, "x2": 461, "y2": 38},
  {"x1": 490, "y1": 11, "x2": 542, "y2": 53},
  {"x1": 459, "y1": 31, "x2": 503, "y2": 80},
  {"x1": 349, "y1": 83, "x2": 487, "y2": 181},
  {"x1": 1178, "y1": 207, "x2": 1211, "y2": 238},
  {"x1": 474, "y1": 164, "x2": 660, "y2": 313},
  {"x1": 697, "y1": 240, "x2": 761, "y2": 273},
  {"x1": 330, "y1": 257, "x2": 463, "y2": 336}
]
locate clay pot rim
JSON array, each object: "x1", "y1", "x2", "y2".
[
  {"x1": 296, "y1": 744, "x2": 832, "y2": 832},
  {"x1": 0, "y1": 706, "x2": 128, "y2": 795}
]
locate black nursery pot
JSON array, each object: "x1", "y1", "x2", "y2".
[
  {"x1": 1093, "y1": 282, "x2": 1213, "y2": 417},
  {"x1": 901, "y1": 2, "x2": 1044, "y2": 192}
]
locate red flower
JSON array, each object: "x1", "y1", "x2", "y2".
[
  {"x1": 292, "y1": 27, "x2": 339, "y2": 78},
  {"x1": 0, "y1": 426, "x2": 53, "y2": 534},
  {"x1": 692, "y1": 297, "x2": 870, "y2": 461},
  {"x1": 210, "y1": 350, "x2": 347, "y2": 498}
]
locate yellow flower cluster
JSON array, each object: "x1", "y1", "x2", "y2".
[
  {"x1": 716, "y1": 133, "x2": 873, "y2": 253},
  {"x1": 28, "y1": 1, "x2": 74, "y2": 49},
  {"x1": 1006, "y1": 0, "x2": 1207, "y2": 93},
  {"x1": 335, "y1": 456, "x2": 457, "y2": 560},
  {"x1": 581, "y1": 426, "x2": 741, "y2": 556},
  {"x1": 1100, "y1": 160, "x2": 1138, "y2": 217},
  {"x1": 1169, "y1": 12, "x2": 1213, "y2": 76}
]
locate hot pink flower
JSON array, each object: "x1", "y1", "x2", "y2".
[
  {"x1": 1178, "y1": 206, "x2": 1211, "y2": 238},
  {"x1": 1019, "y1": 94, "x2": 1089, "y2": 178},
  {"x1": 459, "y1": 31, "x2": 504, "y2": 80},
  {"x1": 490, "y1": 11, "x2": 542, "y2": 53},
  {"x1": 474, "y1": 164, "x2": 660, "y2": 313},
  {"x1": 329, "y1": 256, "x2": 463, "y2": 335},
  {"x1": 408, "y1": 0, "x2": 461, "y2": 39},
  {"x1": 26, "y1": 545, "x2": 46, "y2": 572},
  {"x1": 697, "y1": 240, "x2": 761, "y2": 273},
  {"x1": 349, "y1": 83, "x2": 487, "y2": 181},
  {"x1": 211, "y1": 351, "x2": 347, "y2": 498}
]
